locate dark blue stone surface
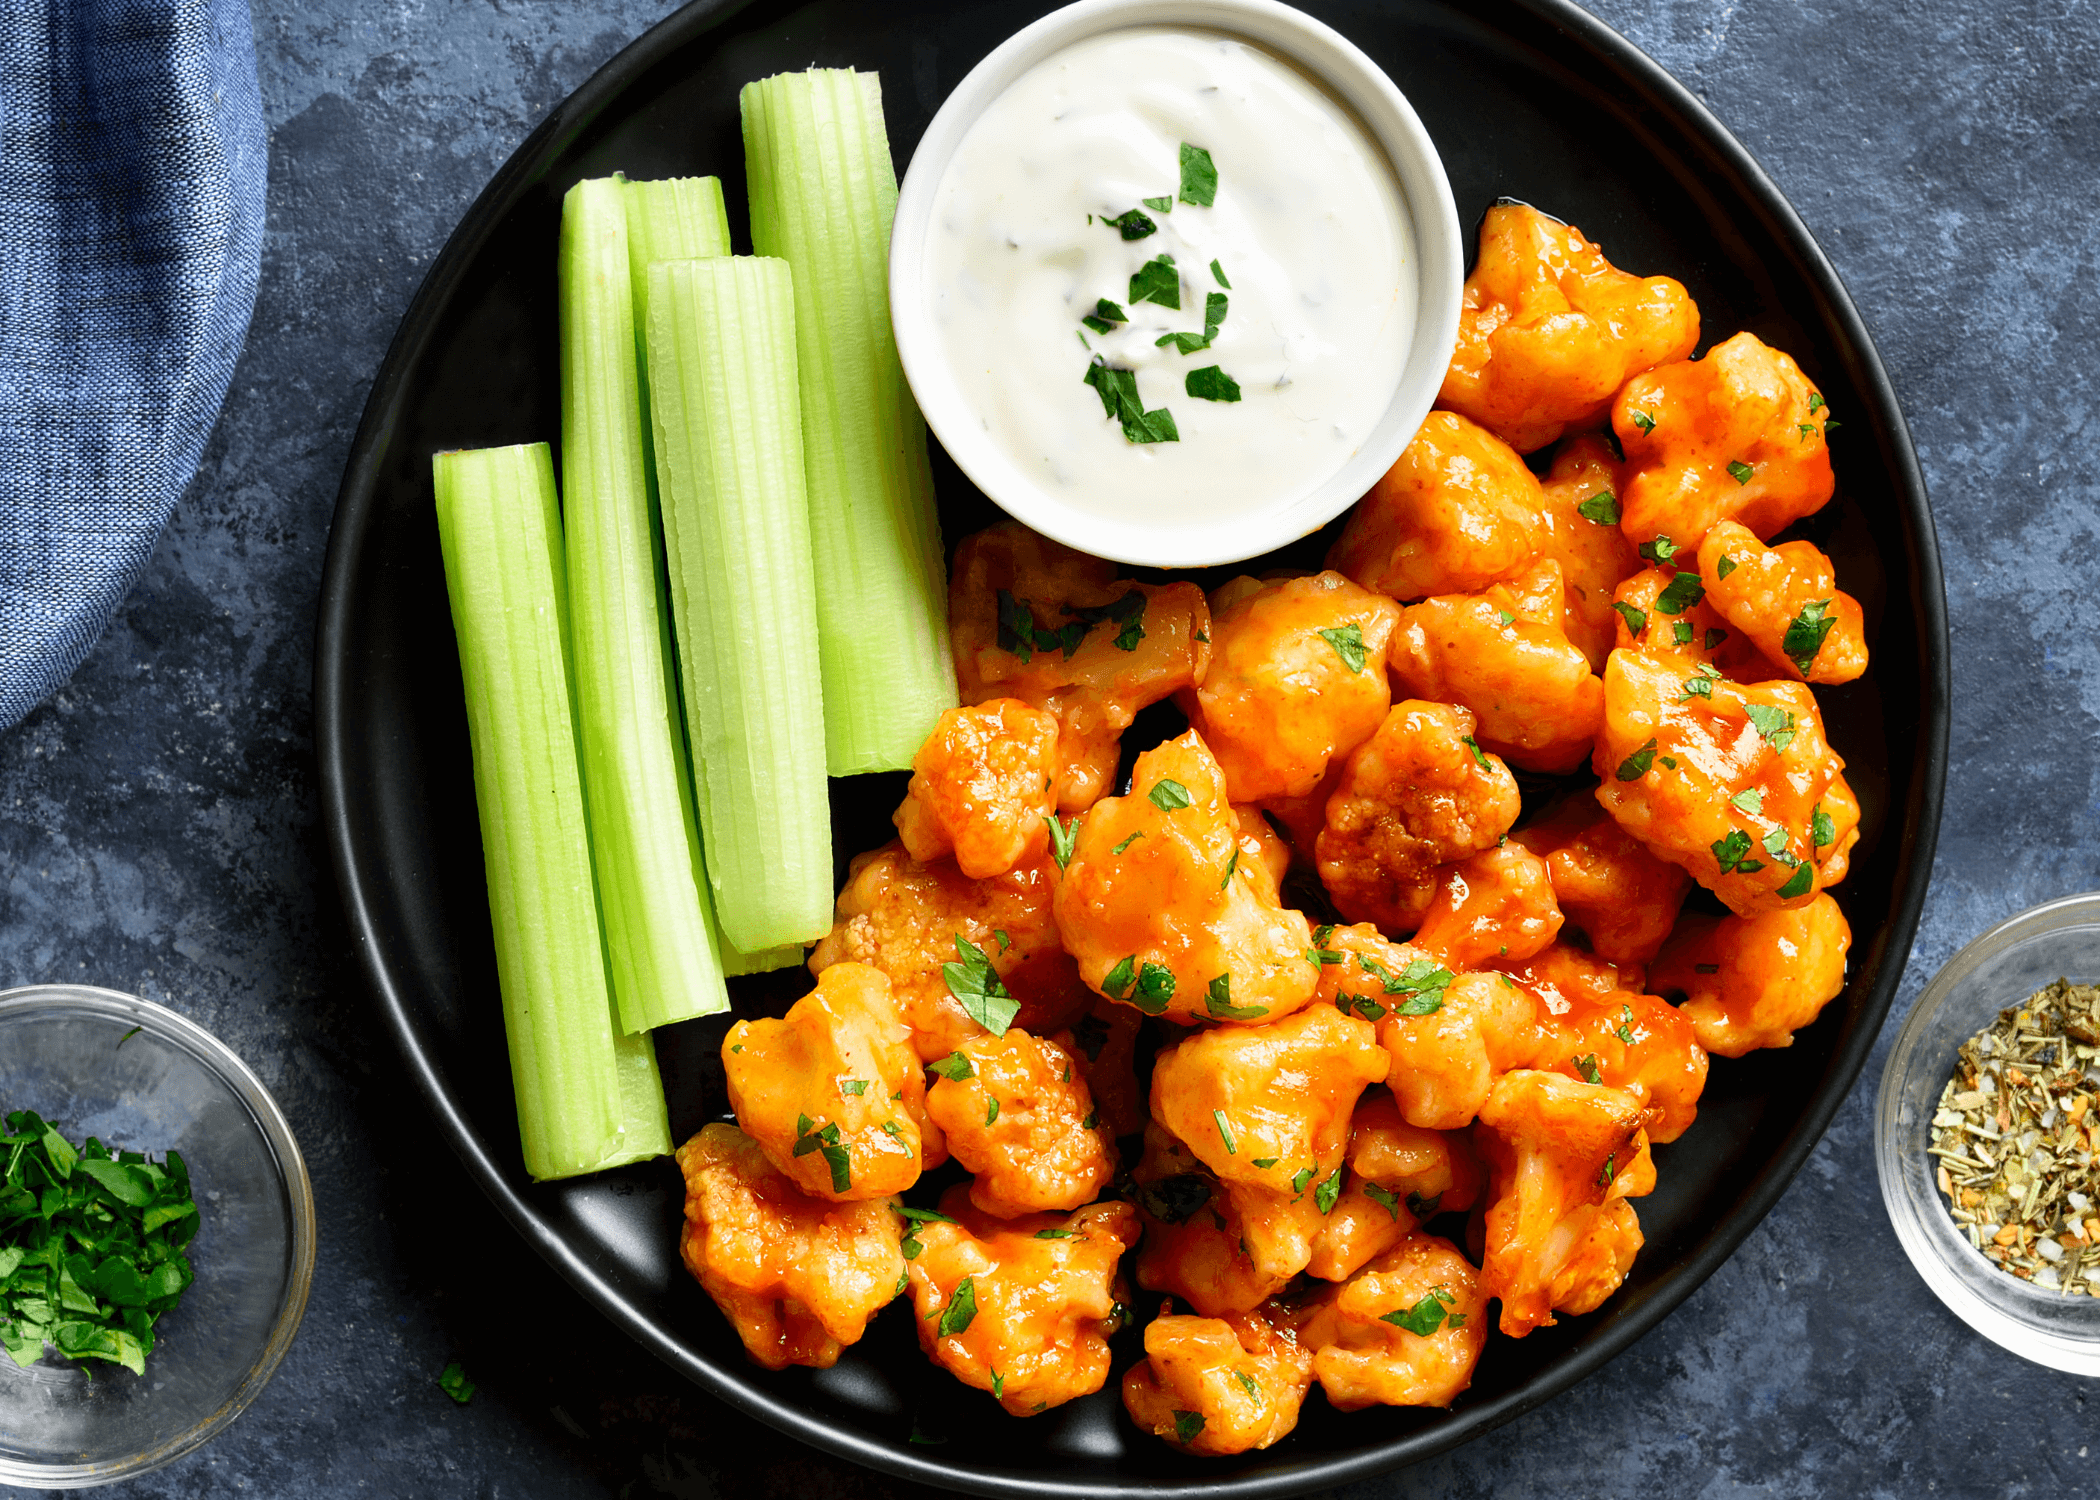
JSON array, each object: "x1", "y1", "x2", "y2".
[{"x1": 4, "y1": 0, "x2": 2093, "y2": 1495}]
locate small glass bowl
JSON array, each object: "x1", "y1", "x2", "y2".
[
  {"x1": 1876, "y1": 892, "x2": 2100, "y2": 1374},
  {"x1": 0, "y1": 986, "x2": 317, "y2": 1488}
]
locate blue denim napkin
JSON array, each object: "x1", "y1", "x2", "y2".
[{"x1": 0, "y1": 0, "x2": 266, "y2": 728}]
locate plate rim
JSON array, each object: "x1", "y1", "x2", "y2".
[{"x1": 312, "y1": 0, "x2": 1950, "y2": 1493}]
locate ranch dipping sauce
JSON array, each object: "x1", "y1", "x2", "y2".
[{"x1": 923, "y1": 26, "x2": 1415, "y2": 528}]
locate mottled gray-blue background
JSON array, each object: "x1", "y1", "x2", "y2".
[{"x1": 3, "y1": 0, "x2": 2092, "y2": 1495}]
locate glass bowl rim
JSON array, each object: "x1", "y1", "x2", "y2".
[
  {"x1": 1874, "y1": 890, "x2": 2100, "y2": 1374},
  {"x1": 0, "y1": 984, "x2": 319, "y2": 1489}
]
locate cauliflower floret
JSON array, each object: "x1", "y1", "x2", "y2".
[
  {"x1": 1609, "y1": 562, "x2": 1782, "y2": 680},
  {"x1": 1547, "y1": 1197, "x2": 1646, "y2": 1316},
  {"x1": 1150, "y1": 1002, "x2": 1386, "y2": 1195},
  {"x1": 1326, "y1": 411, "x2": 1544, "y2": 601},
  {"x1": 1538, "y1": 987, "x2": 1708, "y2": 1144},
  {"x1": 1306, "y1": 1089, "x2": 1484, "y2": 1281},
  {"x1": 1648, "y1": 893, "x2": 1852, "y2": 1056},
  {"x1": 1487, "y1": 941, "x2": 1648, "y2": 1015},
  {"x1": 905, "y1": 1186, "x2": 1138, "y2": 1416},
  {"x1": 1292, "y1": 1232, "x2": 1489, "y2": 1410},
  {"x1": 1177, "y1": 571, "x2": 1401, "y2": 802},
  {"x1": 894, "y1": 699, "x2": 1061, "y2": 878},
  {"x1": 1593, "y1": 649, "x2": 1846, "y2": 915},
  {"x1": 674, "y1": 1124, "x2": 904, "y2": 1370},
  {"x1": 1437, "y1": 203, "x2": 1701, "y2": 454},
  {"x1": 1121, "y1": 1310, "x2": 1315, "y2": 1456},
  {"x1": 1131, "y1": 1124, "x2": 1291, "y2": 1317},
  {"x1": 1054, "y1": 731, "x2": 1317, "y2": 1026},
  {"x1": 1050, "y1": 995, "x2": 1146, "y2": 1140},
  {"x1": 722, "y1": 962, "x2": 942, "y2": 1201},
  {"x1": 1387, "y1": 557, "x2": 1605, "y2": 773},
  {"x1": 1535, "y1": 432, "x2": 1645, "y2": 669},
  {"x1": 924, "y1": 1029, "x2": 1116, "y2": 1217},
  {"x1": 1614, "y1": 332, "x2": 1836, "y2": 552},
  {"x1": 1474, "y1": 1070, "x2": 1653, "y2": 1336},
  {"x1": 1697, "y1": 520, "x2": 1869, "y2": 685},
  {"x1": 1510, "y1": 796, "x2": 1692, "y2": 965},
  {"x1": 1316, "y1": 701, "x2": 1521, "y2": 932},
  {"x1": 1412, "y1": 842, "x2": 1565, "y2": 971},
  {"x1": 812, "y1": 842, "x2": 1086, "y2": 1062},
  {"x1": 950, "y1": 522, "x2": 1210, "y2": 811}
]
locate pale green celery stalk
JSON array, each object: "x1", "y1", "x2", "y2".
[
  {"x1": 623, "y1": 178, "x2": 803, "y2": 977},
  {"x1": 741, "y1": 69, "x2": 957, "y2": 775},
  {"x1": 645, "y1": 257, "x2": 833, "y2": 951},
  {"x1": 559, "y1": 176, "x2": 733, "y2": 1034},
  {"x1": 430, "y1": 443, "x2": 671, "y2": 1181}
]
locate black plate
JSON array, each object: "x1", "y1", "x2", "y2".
[{"x1": 314, "y1": 0, "x2": 1948, "y2": 1494}]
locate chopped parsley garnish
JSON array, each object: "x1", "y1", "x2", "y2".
[
  {"x1": 993, "y1": 929, "x2": 1011, "y2": 953},
  {"x1": 1082, "y1": 358, "x2": 1179, "y2": 444},
  {"x1": 1210, "y1": 258, "x2": 1230, "y2": 288},
  {"x1": 1081, "y1": 297, "x2": 1129, "y2": 335},
  {"x1": 1710, "y1": 829, "x2": 1764, "y2": 875},
  {"x1": 840, "y1": 1078, "x2": 869, "y2": 1096},
  {"x1": 1148, "y1": 778, "x2": 1192, "y2": 812},
  {"x1": 1251, "y1": 1157, "x2": 1279, "y2": 1170},
  {"x1": 1726, "y1": 459, "x2": 1755, "y2": 484},
  {"x1": 1103, "y1": 208, "x2": 1157, "y2": 240},
  {"x1": 1314, "y1": 1167, "x2": 1343, "y2": 1214},
  {"x1": 1612, "y1": 600, "x2": 1649, "y2": 637},
  {"x1": 1132, "y1": 961, "x2": 1177, "y2": 1014},
  {"x1": 1068, "y1": 587, "x2": 1148, "y2": 650},
  {"x1": 1213, "y1": 1109, "x2": 1238, "y2": 1155},
  {"x1": 881, "y1": 1118, "x2": 904, "y2": 1137},
  {"x1": 1034, "y1": 1227, "x2": 1075, "y2": 1240},
  {"x1": 1174, "y1": 1409, "x2": 1207, "y2": 1444},
  {"x1": 1185, "y1": 365, "x2": 1241, "y2": 401},
  {"x1": 1220, "y1": 849, "x2": 1240, "y2": 889},
  {"x1": 1629, "y1": 409, "x2": 1657, "y2": 435},
  {"x1": 1101, "y1": 956, "x2": 1137, "y2": 1001},
  {"x1": 1317, "y1": 623, "x2": 1368, "y2": 672},
  {"x1": 1660, "y1": 755, "x2": 1678, "y2": 768},
  {"x1": 985, "y1": 1097, "x2": 1001, "y2": 1126},
  {"x1": 1616, "y1": 737, "x2": 1659, "y2": 781},
  {"x1": 929, "y1": 1051, "x2": 975, "y2": 1082},
  {"x1": 995, "y1": 589, "x2": 1085, "y2": 663},
  {"x1": 1308, "y1": 946, "x2": 1345, "y2": 966},
  {"x1": 1716, "y1": 554, "x2": 1738, "y2": 579},
  {"x1": 439, "y1": 1361, "x2": 476, "y2": 1404},
  {"x1": 1129, "y1": 253, "x2": 1181, "y2": 309},
  {"x1": 1639, "y1": 534, "x2": 1680, "y2": 565},
  {"x1": 1142, "y1": 194, "x2": 1174, "y2": 213},
  {"x1": 1808, "y1": 392, "x2": 1825, "y2": 412},
  {"x1": 937, "y1": 1276, "x2": 979, "y2": 1336},
  {"x1": 1233, "y1": 1370, "x2": 1261, "y2": 1400},
  {"x1": 1381, "y1": 1285, "x2": 1456, "y2": 1336},
  {"x1": 899, "y1": 1206, "x2": 959, "y2": 1227},
  {"x1": 992, "y1": 1370, "x2": 1005, "y2": 1398},
  {"x1": 1653, "y1": 570, "x2": 1706, "y2": 615},
  {"x1": 1178, "y1": 142, "x2": 1218, "y2": 206},
  {"x1": 1046, "y1": 812, "x2": 1079, "y2": 871},
  {"x1": 1762, "y1": 827, "x2": 1791, "y2": 857},
  {"x1": 1576, "y1": 491, "x2": 1621, "y2": 525},
  {"x1": 790, "y1": 1116, "x2": 852, "y2": 1192},
  {"x1": 1357, "y1": 954, "x2": 1453, "y2": 1013},
  {"x1": 1161, "y1": 293, "x2": 1230, "y2": 356},
  {"x1": 1291, "y1": 1167, "x2": 1314, "y2": 1195},
  {"x1": 1573, "y1": 1053, "x2": 1603, "y2": 1085},
  {"x1": 1346, "y1": 994, "x2": 1387, "y2": 1023},
  {"x1": 1407, "y1": 1191, "x2": 1442, "y2": 1220},
  {"x1": 1705, "y1": 627, "x2": 1729, "y2": 650},
  {"x1": 1598, "y1": 1154, "x2": 1619, "y2": 1188},
  {"x1": 1744, "y1": 701, "x2": 1796, "y2": 751},
  {"x1": 0, "y1": 1112, "x2": 199, "y2": 1376},
  {"x1": 944, "y1": 934, "x2": 1020, "y2": 1036},
  {"x1": 1205, "y1": 972, "x2": 1267, "y2": 1021},
  {"x1": 1783, "y1": 599, "x2": 1836, "y2": 675},
  {"x1": 1614, "y1": 1004, "x2": 1636, "y2": 1044},
  {"x1": 1672, "y1": 620, "x2": 1694, "y2": 645},
  {"x1": 1364, "y1": 1182, "x2": 1403, "y2": 1221},
  {"x1": 1496, "y1": 609, "x2": 1517, "y2": 627},
  {"x1": 1730, "y1": 789, "x2": 1764, "y2": 815},
  {"x1": 1112, "y1": 831, "x2": 1144, "y2": 855},
  {"x1": 1777, "y1": 862, "x2": 1815, "y2": 899},
  {"x1": 1678, "y1": 668, "x2": 1716, "y2": 701},
  {"x1": 1461, "y1": 735, "x2": 1491, "y2": 769},
  {"x1": 1812, "y1": 803, "x2": 1836, "y2": 848}
]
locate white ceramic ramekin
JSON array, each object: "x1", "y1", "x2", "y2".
[{"x1": 889, "y1": 0, "x2": 1462, "y2": 568}]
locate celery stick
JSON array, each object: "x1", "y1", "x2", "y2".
[
  {"x1": 559, "y1": 176, "x2": 731, "y2": 1035},
  {"x1": 644, "y1": 257, "x2": 833, "y2": 951},
  {"x1": 431, "y1": 443, "x2": 671, "y2": 1181},
  {"x1": 741, "y1": 69, "x2": 957, "y2": 774}
]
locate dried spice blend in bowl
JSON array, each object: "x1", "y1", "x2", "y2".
[{"x1": 1929, "y1": 978, "x2": 2100, "y2": 1293}]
